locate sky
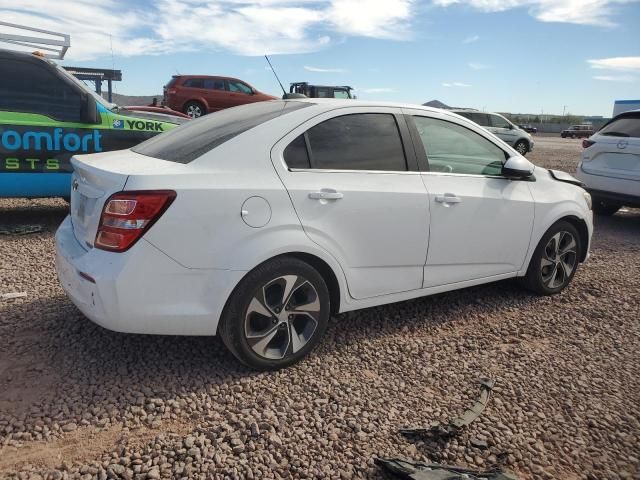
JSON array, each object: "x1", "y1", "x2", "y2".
[{"x1": 1, "y1": 0, "x2": 639, "y2": 117}]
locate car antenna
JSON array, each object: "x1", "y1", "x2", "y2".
[{"x1": 265, "y1": 55, "x2": 306, "y2": 99}]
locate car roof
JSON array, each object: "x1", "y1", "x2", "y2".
[{"x1": 291, "y1": 97, "x2": 450, "y2": 114}]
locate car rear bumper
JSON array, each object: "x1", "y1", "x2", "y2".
[
  {"x1": 55, "y1": 215, "x2": 245, "y2": 335},
  {"x1": 576, "y1": 165, "x2": 640, "y2": 206}
]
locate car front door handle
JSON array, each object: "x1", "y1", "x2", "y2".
[
  {"x1": 309, "y1": 189, "x2": 344, "y2": 200},
  {"x1": 435, "y1": 193, "x2": 462, "y2": 205}
]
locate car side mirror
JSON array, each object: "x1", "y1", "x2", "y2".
[
  {"x1": 503, "y1": 156, "x2": 534, "y2": 179},
  {"x1": 81, "y1": 94, "x2": 100, "y2": 124}
]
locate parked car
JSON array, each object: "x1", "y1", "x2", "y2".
[
  {"x1": 575, "y1": 109, "x2": 640, "y2": 215},
  {"x1": 289, "y1": 82, "x2": 354, "y2": 99},
  {"x1": 56, "y1": 99, "x2": 592, "y2": 369},
  {"x1": 518, "y1": 124, "x2": 537, "y2": 134},
  {"x1": 450, "y1": 109, "x2": 534, "y2": 155},
  {"x1": 163, "y1": 75, "x2": 277, "y2": 118},
  {"x1": 561, "y1": 125, "x2": 594, "y2": 138},
  {"x1": 0, "y1": 49, "x2": 184, "y2": 199}
]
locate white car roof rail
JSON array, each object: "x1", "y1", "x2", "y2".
[{"x1": 0, "y1": 21, "x2": 70, "y2": 60}]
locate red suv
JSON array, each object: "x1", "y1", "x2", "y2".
[{"x1": 163, "y1": 75, "x2": 277, "y2": 118}]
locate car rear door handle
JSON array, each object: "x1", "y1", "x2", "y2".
[
  {"x1": 309, "y1": 189, "x2": 343, "y2": 200},
  {"x1": 435, "y1": 193, "x2": 462, "y2": 204}
]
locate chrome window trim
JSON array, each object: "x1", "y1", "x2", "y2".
[{"x1": 287, "y1": 168, "x2": 510, "y2": 179}]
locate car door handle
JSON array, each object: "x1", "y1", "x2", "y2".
[
  {"x1": 435, "y1": 193, "x2": 462, "y2": 204},
  {"x1": 309, "y1": 189, "x2": 344, "y2": 200}
]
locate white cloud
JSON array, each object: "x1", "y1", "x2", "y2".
[
  {"x1": 588, "y1": 57, "x2": 640, "y2": 71},
  {"x1": 468, "y1": 62, "x2": 488, "y2": 69},
  {"x1": 463, "y1": 34, "x2": 480, "y2": 43},
  {"x1": 304, "y1": 65, "x2": 346, "y2": 73},
  {"x1": 0, "y1": 0, "x2": 414, "y2": 60},
  {"x1": 593, "y1": 75, "x2": 635, "y2": 82},
  {"x1": 442, "y1": 82, "x2": 472, "y2": 87},
  {"x1": 432, "y1": 0, "x2": 636, "y2": 27}
]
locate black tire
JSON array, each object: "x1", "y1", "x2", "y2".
[
  {"x1": 218, "y1": 257, "x2": 330, "y2": 370},
  {"x1": 514, "y1": 140, "x2": 528, "y2": 156},
  {"x1": 521, "y1": 221, "x2": 581, "y2": 296},
  {"x1": 592, "y1": 196, "x2": 621, "y2": 216},
  {"x1": 183, "y1": 101, "x2": 205, "y2": 118}
]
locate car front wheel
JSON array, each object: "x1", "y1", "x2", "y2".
[
  {"x1": 514, "y1": 140, "x2": 528, "y2": 155},
  {"x1": 218, "y1": 257, "x2": 330, "y2": 370},
  {"x1": 521, "y1": 221, "x2": 581, "y2": 295}
]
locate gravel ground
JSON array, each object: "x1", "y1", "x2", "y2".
[{"x1": 1, "y1": 136, "x2": 639, "y2": 480}]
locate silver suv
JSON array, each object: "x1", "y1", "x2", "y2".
[{"x1": 451, "y1": 109, "x2": 534, "y2": 156}]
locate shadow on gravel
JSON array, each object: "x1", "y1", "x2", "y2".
[{"x1": 0, "y1": 202, "x2": 68, "y2": 230}]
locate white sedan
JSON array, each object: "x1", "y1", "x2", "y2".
[{"x1": 56, "y1": 99, "x2": 593, "y2": 369}]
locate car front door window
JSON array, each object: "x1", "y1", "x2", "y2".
[
  {"x1": 228, "y1": 81, "x2": 253, "y2": 95},
  {"x1": 412, "y1": 116, "x2": 506, "y2": 175}
]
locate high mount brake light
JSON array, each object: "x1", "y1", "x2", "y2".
[
  {"x1": 582, "y1": 139, "x2": 595, "y2": 148},
  {"x1": 95, "y1": 191, "x2": 176, "y2": 252}
]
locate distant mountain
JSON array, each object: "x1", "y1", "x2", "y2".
[
  {"x1": 423, "y1": 99, "x2": 450, "y2": 109},
  {"x1": 111, "y1": 93, "x2": 162, "y2": 106}
]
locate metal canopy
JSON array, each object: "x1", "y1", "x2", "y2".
[{"x1": 0, "y1": 21, "x2": 70, "y2": 59}]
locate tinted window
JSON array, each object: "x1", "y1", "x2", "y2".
[
  {"x1": 469, "y1": 112, "x2": 490, "y2": 126},
  {"x1": 412, "y1": 116, "x2": 506, "y2": 175},
  {"x1": 316, "y1": 88, "x2": 331, "y2": 98},
  {"x1": 0, "y1": 59, "x2": 82, "y2": 122},
  {"x1": 599, "y1": 114, "x2": 640, "y2": 138},
  {"x1": 228, "y1": 81, "x2": 252, "y2": 94},
  {"x1": 183, "y1": 78, "x2": 204, "y2": 88},
  {"x1": 306, "y1": 114, "x2": 407, "y2": 171},
  {"x1": 489, "y1": 114, "x2": 511, "y2": 129},
  {"x1": 133, "y1": 101, "x2": 310, "y2": 163},
  {"x1": 283, "y1": 135, "x2": 310, "y2": 169},
  {"x1": 204, "y1": 78, "x2": 225, "y2": 90}
]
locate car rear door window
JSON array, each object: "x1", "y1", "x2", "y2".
[
  {"x1": 283, "y1": 135, "x2": 311, "y2": 169},
  {"x1": 305, "y1": 114, "x2": 407, "y2": 171},
  {"x1": 132, "y1": 101, "x2": 310, "y2": 163},
  {"x1": 412, "y1": 116, "x2": 507, "y2": 176},
  {"x1": 0, "y1": 58, "x2": 82, "y2": 122},
  {"x1": 599, "y1": 114, "x2": 640, "y2": 137},
  {"x1": 204, "y1": 78, "x2": 225, "y2": 90},
  {"x1": 228, "y1": 81, "x2": 253, "y2": 94},
  {"x1": 469, "y1": 112, "x2": 490, "y2": 127}
]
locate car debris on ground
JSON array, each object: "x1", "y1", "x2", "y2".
[
  {"x1": 376, "y1": 457, "x2": 518, "y2": 480},
  {"x1": 400, "y1": 378, "x2": 495, "y2": 440}
]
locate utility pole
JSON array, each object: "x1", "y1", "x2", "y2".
[{"x1": 562, "y1": 105, "x2": 567, "y2": 117}]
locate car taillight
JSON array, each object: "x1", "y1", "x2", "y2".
[
  {"x1": 95, "y1": 191, "x2": 176, "y2": 252},
  {"x1": 582, "y1": 139, "x2": 595, "y2": 148}
]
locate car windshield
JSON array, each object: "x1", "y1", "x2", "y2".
[
  {"x1": 132, "y1": 101, "x2": 311, "y2": 163},
  {"x1": 53, "y1": 62, "x2": 117, "y2": 111}
]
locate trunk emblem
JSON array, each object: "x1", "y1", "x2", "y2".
[
  {"x1": 617, "y1": 140, "x2": 628, "y2": 150},
  {"x1": 72, "y1": 179, "x2": 79, "y2": 191}
]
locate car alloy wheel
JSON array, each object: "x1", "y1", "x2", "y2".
[
  {"x1": 244, "y1": 275, "x2": 320, "y2": 360},
  {"x1": 185, "y1": 103, "x2": 203, "y2": 118},
  {"x1": 540, "y1": 231, "x2": 577, "y2": 289},
  {"x1": 515, "y1": 141, "x2": 528, "y2": 155}
]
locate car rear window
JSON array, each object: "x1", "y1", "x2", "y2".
[
  {"x1": 132, "y1": 101, "x2": 310, "y2": 163},
  {"x1": 599, "y1": 113, "x2": 640, "y2": 138}
]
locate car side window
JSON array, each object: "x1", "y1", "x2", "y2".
[
  {"x1": 490, "y1": 115, "x2": 511, "y2": 129},
  {"x1": 412, "y1": 116, "x2": 507, "y2": 176},
  {"x1": 0, "y1": 59, "x2": 83, "y2": 122},
  {"x1": 283, "y1": 135, "x2": 311, "y2": 169},
  {"x1": 228, "y1": 81, "x2": 253, "y2": 94},
  {"x1": 304, "y1": 113, "x2": 407, "y2": 171},
  {"x1": 470, "y1": 112, "x2": 490, "y2": 127},
  {"x1": 204, "y1": 78, "x2": 225, "y2": 90},
  {"x1": 333, "y1": 90, "x2": 350, "y2": 99},
  {"x1": 316, "y1": 88, "x2": 331, "y2": 98},
  {"x1": 184, "y1": 78, "x2": 204, "y2": 88}
]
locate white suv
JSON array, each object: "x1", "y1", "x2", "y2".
[
  {"x1": 576, "y1": 110, "x2": 640, "y2": 215},
  {"x1": 56, "y1": 100, "x2": 592, "y2": 369}
]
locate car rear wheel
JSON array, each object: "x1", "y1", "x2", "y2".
[
  {"x1": 521, "y1": 221, "x2": 581, "y2": 295},
  {"x1": 592, "y1": 196, "x2": 621, "y2": 216},
  {"x1": 514, "y1": 140, "x2": 528, "y2": 155},
  {"x1": 184, "y1": 101, "x2": 205, "y2": 118},
  {"x1": 218, "y1": 257, "x2": 330, "y2": 370}
]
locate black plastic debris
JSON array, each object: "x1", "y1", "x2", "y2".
[
  {"x1": 400, "y1": 378, "x2": 495, "y2": 440},
  {"x1": 375, "y1": 457, "x2": 518, "y2": 480}
]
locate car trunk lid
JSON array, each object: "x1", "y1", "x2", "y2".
[
  {"x1": 582, "y1": 136, "x2": 640, "y2": 181},
  {"x1": 70, "y1": 150, "x2": 186, "y2": 250}
]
